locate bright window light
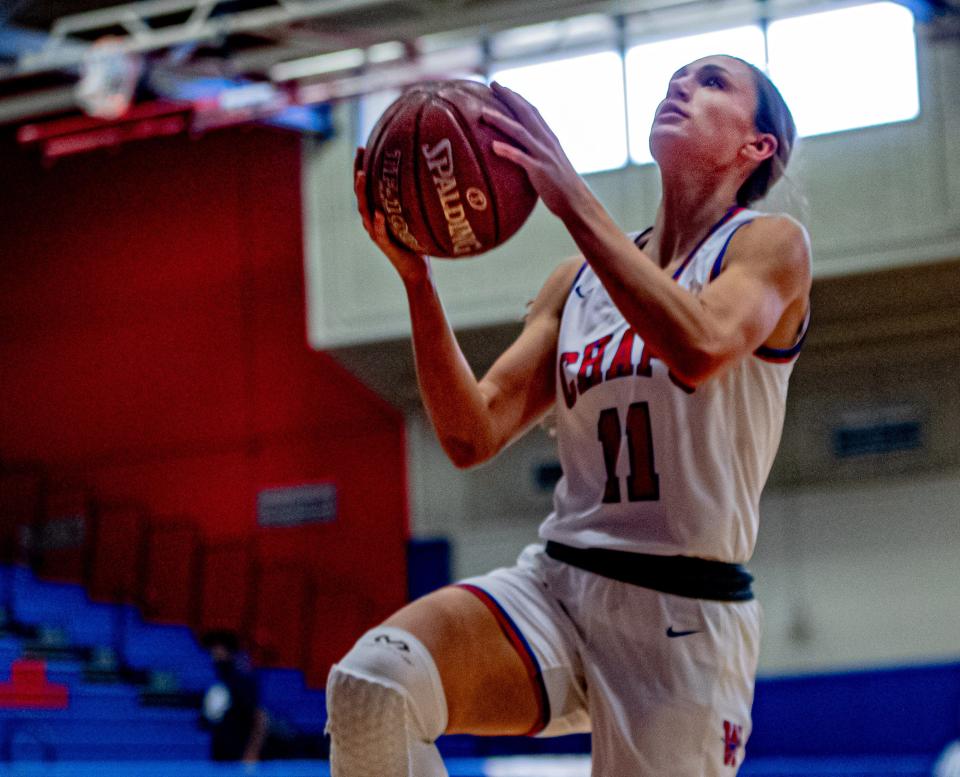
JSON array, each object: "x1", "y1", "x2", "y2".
[
  {"x1": 491, "y1": 50, "x2": 628, "y2": 175},
  {"x1": 357, "y1": 88, "x2": 401, "y2": 147},
  {"x1": 767, "y1": 2, "x2": 919, "y2": 137},
  {"x1": 490, "y1": 14, "x2": 616, "y2": 60},
  {"x1": 625, "y1": 26, "x2": 766, "y2": 165}
]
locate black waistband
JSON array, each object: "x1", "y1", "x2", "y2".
[{"x1": 544, "y1": 541, "x2": 754, "y2": 601}]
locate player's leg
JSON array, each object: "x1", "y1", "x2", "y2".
[
  {"x1": 326, "y1": 546, "x2": 588, "y2": 777},
  {"x1": 383, "y1": 585, "x2": 545, "y2": 733},
  {"x1": 325, "y1": 587, "x2": 539, "y2": 777}
]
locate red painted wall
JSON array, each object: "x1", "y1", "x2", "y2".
[{"x1": 0, "y1": 127, "x2": 408, "y2": 685}]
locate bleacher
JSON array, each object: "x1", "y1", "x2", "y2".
[
  {"x1": 0, "y1": 461, "x2": 958, "y2": 776},
  {"x1": 0, "y1": 566, "x2": 204, "y2": 761},
  {"x1": 1, "y1": 558, "x2": 958, "y2": 775}
]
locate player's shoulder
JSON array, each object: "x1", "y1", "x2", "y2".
[
  {"x1": 731, "y1": 212, "x2": 811, "y2": 277},
  {"x1": 739, "y1": 212, "x2": 810, "y2": 253}
]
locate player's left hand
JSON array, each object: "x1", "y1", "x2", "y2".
[{"x1": 482, "y1": 81, "x2": 592, "y2": 222}]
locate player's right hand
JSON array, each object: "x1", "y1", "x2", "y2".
[{"x1": 354, "y1": 147, "x2": 431, "y2": 284}]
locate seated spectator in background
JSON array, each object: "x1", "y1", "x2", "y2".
[
  {"x1": 200, "y1": 629, "x2": 328, "y2": 763},
  {"x1": 200, "y1": 629, "x2": 270, "y2": 763}
]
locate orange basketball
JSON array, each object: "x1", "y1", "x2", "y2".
[{"x1": 362, "y1": 80, "x2": 538, "y2": 258}]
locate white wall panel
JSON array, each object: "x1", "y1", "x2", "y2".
[
  {"x1": 406, "y1": 410, "x2": 553, "y2": 576},
  {"x1": 754, "y1": 470, "x2": 960, "y2": 673},
  {"x1": 305, "y1": 32, "x2": 960, "y2": 349},
  {"x1": 314, "y1": 18, "x2": 960, "y2": 675},
  {"x1": 937, "y1": 35, "x2": 960, "y2": 226}
]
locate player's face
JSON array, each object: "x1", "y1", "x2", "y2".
[{"x1": 648, "y1": 56, "x2": 761, "y2": 171}]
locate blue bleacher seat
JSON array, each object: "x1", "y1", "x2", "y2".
[
  {"x1": 2, "y1": 562, "x2": 957, "y2": 771},
  {"x1": 259, "y1": 668, "x2": 326, "y2": 732}
]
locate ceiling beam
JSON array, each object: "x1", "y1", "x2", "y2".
[
  {"x1": 0, "y1": 25, "x2": 87, "y2": 65},
  {"x1": 10, "y1": 0, "x2": 394, "y2": 77}
]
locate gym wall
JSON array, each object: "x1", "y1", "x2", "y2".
[
  {"x1": 303, "y1": 23, "x2": 960, "y2": 349},
  {"x1": 312, "y1": 24, "x2": 960, "y2": 676},
  {"x1": 0, "y1": 126, "x2": 408, "y2": 683}
]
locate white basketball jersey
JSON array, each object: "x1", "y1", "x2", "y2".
[{"x1": 539, "y1": 207, "x2": 808, "y2": 564}]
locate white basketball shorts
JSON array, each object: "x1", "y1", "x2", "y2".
[{"x1": 456, "y1": 543, "x2": 762, "y2": 776}]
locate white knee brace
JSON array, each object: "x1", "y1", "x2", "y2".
[{"x1": 326, "y1": 626, "x2": 448, "y2": 777}]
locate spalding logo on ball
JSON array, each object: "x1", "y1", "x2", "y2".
[{"x1": 362, "y1": 80, "x2": 538, "y2": 258}]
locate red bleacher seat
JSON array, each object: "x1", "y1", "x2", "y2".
[{"x1": 0, "y1": 658, "x2": 69, "y2": 708}]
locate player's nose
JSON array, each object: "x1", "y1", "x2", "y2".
[{"x1": 667, "y1": 76, "x2": 691, "y2": 102}]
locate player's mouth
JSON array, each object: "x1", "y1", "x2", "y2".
[{"x1": 656, "y1": 103, "x2": 689, "y2": 121}]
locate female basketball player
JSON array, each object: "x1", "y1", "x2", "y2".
[{"x1": 327, "y1": 55, "x2": 811, "y2": 776}]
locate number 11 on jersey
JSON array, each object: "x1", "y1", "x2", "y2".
[{"x1": 597, "y1": 402, "x2": 660, "y2": 503}]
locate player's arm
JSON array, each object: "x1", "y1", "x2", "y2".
[
  {"x1": 563, "y1": 211, "x2": 811, "y2": 385},
  {"x1": 404, "y1": 257, "x2": 578, "y2": 468},
  {"x1": 481, "y1": 85, "x2": 810, "y2": 385},
  {"x1": 354, "y1": 148, "x2": 579, "y2": 468}
]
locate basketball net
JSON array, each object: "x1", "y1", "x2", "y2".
[{"x1": 75, "y1": 37, "x2": 144, "y2": 120}]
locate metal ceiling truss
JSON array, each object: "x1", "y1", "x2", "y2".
[
  {"x1": 9, "y1": 0, "x2": 394, "y2": 77},
  {"x1": 6, "y1": 0, "x2": 740, "y2": 82},
  {"x1": 2, "y1": 0, "x2": 955, "y2": 146},
  {"x1": 5, "y1": 0, "x2": 958, "y2": 81},
  {"x1": 0, "y1": 0, "x2": 632, "y2": 131}
]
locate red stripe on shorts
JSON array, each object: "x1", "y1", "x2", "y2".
[{"x1": 456, "y1": 583, "x2": 550, "y2": 736}]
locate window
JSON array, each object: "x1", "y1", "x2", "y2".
[
  {"x1": 354, "y1": 1, "x2": 920, "y2": 171},
  {"x1": 625, "y1": 26, "x2": 766, "y2": 165},
  {"x1": 491, "y1": 50, "x2": 628, "y2": 174},
  {"x1": 489, "y1": 14, "x2": 616, "y2": 60},
  {"x1": 357, "y1": 87, "x2": 401, "y2": 147},
  {"x1": 767, "y1": 2, "x2": 919, "y2": 137}
]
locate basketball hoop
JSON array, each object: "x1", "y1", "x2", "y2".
[{"x1": 75, "y1": 37, "x2": 144, "y2": 120}]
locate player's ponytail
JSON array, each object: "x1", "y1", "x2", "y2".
[{"x1": 734, "y1": 61, "x2": 797, "y2": 207}]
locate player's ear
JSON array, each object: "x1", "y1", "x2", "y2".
[
  {"x1": 742, "y1": 133, "x2": 777, "y2": 165},
  {"x1": 354, "y1": 146, "x2": 365, "y2": 174}
]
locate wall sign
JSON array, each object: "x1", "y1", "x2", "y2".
[{"x1": 257, "y1": 483, "x2": 337, "y2": 527}]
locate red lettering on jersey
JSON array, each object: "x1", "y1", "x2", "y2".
[
  {"x1": 577, "y1": 335, "x2": 613, "y2": 395},
  {"x1": 635, "y1": 342, "x2": 653, "y2": 377},
  {"x1": 559, "y1": 352, "x2": 579, "y2": 408},
  {"x1": 605, "y1": 328, "x2": 635, "y2": 381}
]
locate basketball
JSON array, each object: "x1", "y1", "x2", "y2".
[{"x1": 362, "y1": 80, "x2": 538, "y2": 258}]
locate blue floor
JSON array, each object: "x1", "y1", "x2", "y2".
[
  {"x1": 0, "y1": 763, "x2": 331, "y2": 777},
  {"x1": 0, "y1": 755, "x2": 937, "y2": 777}
]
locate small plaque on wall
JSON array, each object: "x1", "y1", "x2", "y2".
[{"x1": 257, "y1": 483, "x2": 337, "y2": 527}]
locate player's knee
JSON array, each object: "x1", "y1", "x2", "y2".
[{"x1": 326, "y1": 626, "x2": 448, "y2": 742}]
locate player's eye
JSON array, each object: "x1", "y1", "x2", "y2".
[{"x1": 702, "y1": 74, "x2": 725, "y2": 89}]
